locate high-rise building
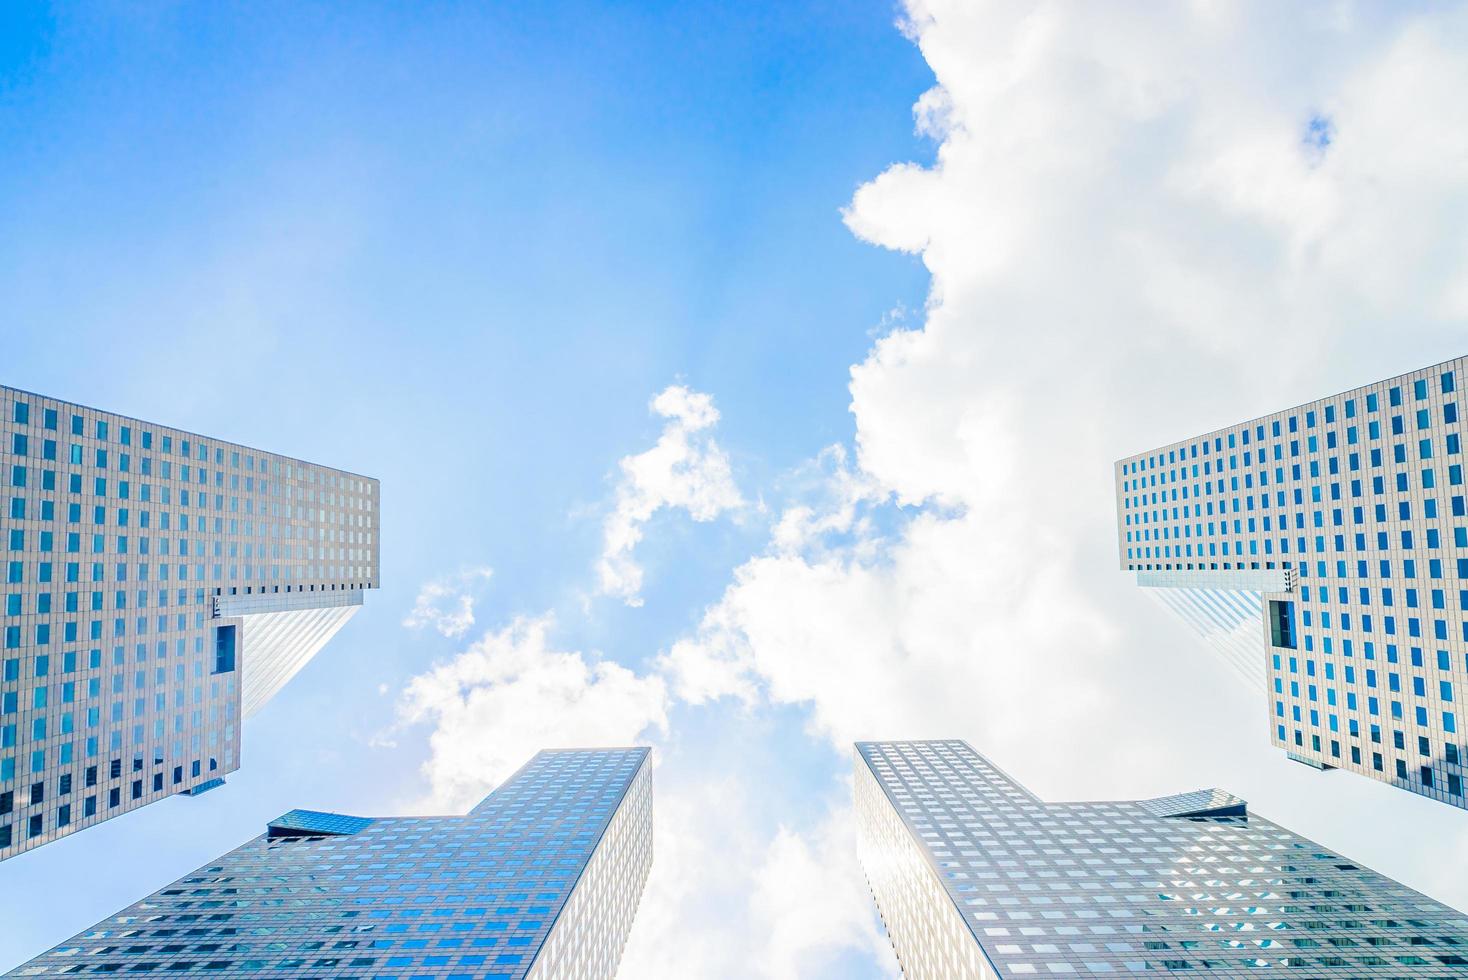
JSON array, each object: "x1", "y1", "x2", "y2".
[
  {"x1": 0, "y1": 385, "x2": 379, "y2": 860},
  {"x1": 856, "y1": 739, "x2": 1468, "y2": 979},
  {"x1": 1115, "y1": 357, "x2": 1468, "y2": 808},
  {"x1": 13, "y1": 747, "x2": 653, "y2": 980}
]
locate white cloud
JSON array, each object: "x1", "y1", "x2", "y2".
[
  {"x1": 394, "y1": 612, "x2": 889, "y2": 977},
  {"x1": 768, "y1": 445, "x2": 884, "y2": 557},
  {"x1": 597, "y1": 385, "x2": 744, "y2": 606},
  {"x1": 618, "y1": 761, "x2": 893, "y2": 980},
  {"x1": 393, "y1": 5, "x2": 1468, "y2": 973},
  {"x1": 617, "y1": 771, "x2": 763, "y2": 977},
  {"x1": 665, "y1": 0, "x2": 1468, "y2": 913},
  {"x1": 395, "y1": 614, "x2": 669, "y2": 812},
  {"x1": 747, "y1": 804, "x2": 897, "y2": 980},
  {"x1": 402, "y1": 566, "x2": 494, "y2": 639}
]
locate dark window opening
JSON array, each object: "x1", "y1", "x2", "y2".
[
  {"x1": 1269, "y1": 599, "x2": 1297, "y2": 649},
  {"x1": 213, "y1": 624, "x2": 237, "y2": 674}
]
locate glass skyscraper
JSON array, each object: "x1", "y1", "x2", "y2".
[
  {"x1": 12, "y1": 746, "x2": 653, "y2": 979},
  {"x1": 1116, "y1": 356, "x2": 1468, "y2": 809},
  {"x1": 1, "y1": 385, "x2": 379, "y2": 860},
  {"x1": 856, "y1": 739, "x2": 1468, "y2": 978}
]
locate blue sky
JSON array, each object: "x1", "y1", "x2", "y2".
[
  {"x1": 0, "y1": 1, "x2": 930, "y2": 971},
  {"x1": 7, "y1": 2, "x2": 1468, "y2": 976}
]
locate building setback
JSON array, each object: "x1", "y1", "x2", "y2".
[
  {"x1": 1, "y1": 385, "x2": 379, "y2": 859},
  {"x1": 12, "y1": 747, "x2": 653, "y2": 979},
  {"x1": 1116, "y1": 357, "x2": 1468, "y2": 809},
  {"x1": 856, "y1": 739, "x2": 1468, "y2": 979}
]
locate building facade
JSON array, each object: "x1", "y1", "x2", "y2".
[
  {"x1": 1116, "y1": 357, "x2": 1468, "y2": 808},
  {"x1": 13, "y1": 746, "x2": 653, "y2": 979},
  {"x1": 1, "y1": 385, "x2": 379, "y2": 860},
  {"x1": 856, "y1": 739, "x2": 1468, "y2": 979}
]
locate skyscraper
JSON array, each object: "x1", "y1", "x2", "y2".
[
  {"x1": 1, "y1": 385, "x2": 379, "y2": 860},
  {"x1": 13, "y1": 747, "x2": 653, "y2": 979},
  {"x1": 856, "y1": 739, "x2": 1468, "y2": 979},
  {"x1": 1116, "y1": 357, "x2": 1468, "y2": 808}
]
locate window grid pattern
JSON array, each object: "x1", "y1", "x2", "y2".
[
  {"x1": 856, "y1": 739, "x2": 1468, "y2": 978},
  {"x1": 857, "y1": 745, "x2": 1003, "y2": 980},
  {"x1": 14, "y1": 747, "x2": 652, "y2": 979},
  {"x1": 1114, "y1": 358, "x2": 1468, "y2": 808},
  {"x1": 0, "y1": 385, "x2": 380, "y2": 859},
  {"x1": 525, "y1": 760, "x2": 652, "y2": 980}
]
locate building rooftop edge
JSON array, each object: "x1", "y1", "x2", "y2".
[
  {"x1": 1, "y1": 381, "x2": 381, "y2": 482},
  {"x1": 857, "y1": 740, "x2": 1259, "y2": 815},
  {"x1": 1111, "y1": 351, "x2": 1467, "y2": 467}
]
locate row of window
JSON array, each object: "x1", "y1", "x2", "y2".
[
  {"x1": 1122, "y1": 370, "x2": 1460, "y2": 473},
  {"x1": 8, "y1": 398, "x2": 372, "y2": 496},
  {"x1": 1124, "y1": 411, "x2": 1465, "y2": 495},
  {"x1": 8, "y1": 469, "x2": 372, "y2": 524},
  {"x1": 9, "y1": 436, "x2": 371, "y2": 502},
  {"x1": 1, "y1": 757, "x2": 222, "y2": 850},
  {"x1": 4, "y1": 562, "x2": 372, "y2": 589},
  {"x1": 7, "y1": 538, "x2": 366, "y2": 566},
  {"x1": 1127, "y1": 460, "x2": 1467, "y2": 524}
]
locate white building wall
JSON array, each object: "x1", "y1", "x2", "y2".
[
  {"x1": 855, "y1": 747, "x2": 998, "y2": 980},
  {"x1": 527, "y1": 757, "x2": 653, "y2": 980},
  {"x1": 221, "y1": 592, "x2": 362, "y2": 718},
  {"x1": 0, "y1": 385, "x2": 380, "y2": 860},
  {"x1": 1116, "y1": 356, "x2": 1468, "y2": 808}
]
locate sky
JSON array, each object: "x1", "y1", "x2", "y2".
[{"x1": 3, "y1": 1, "x2": 1468, "y2": 976}]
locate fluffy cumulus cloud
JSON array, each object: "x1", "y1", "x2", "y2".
[
  {"x1": 618, "y1": 761, "x2": 895, "y2": 980},
  {"x1": 393, "y1": 611, "x2": 886, "y2": 976},
  {"x1": 597, "y1": 385, "x2": 744, "y2": 606},
  {"x1": 665, "y1": 0, "x2": 1468, "y2": 916},
  {"x1": 395, "y1": 614, "x2": 669, "y2": 812},
  {"x1": 402, "y1": 566, "x2": 494, "y2": 639},
  {"x1": 745, "y1": 805, "x2": 896, "y2": 979},
  {"x1": 396, "y1": 3, "x2": 1468, "y2": 975}
]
